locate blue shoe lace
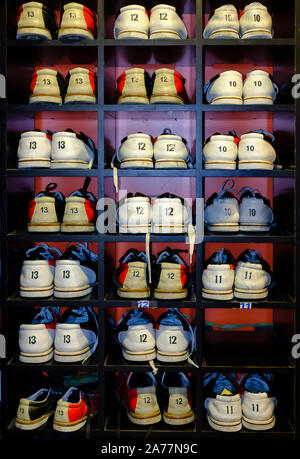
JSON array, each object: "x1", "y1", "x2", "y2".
[
  {"x1": 32, "y1": 306, "x2": 61, "y2": 324},
  {"x1": 25, "y1": 243, "x2": 62, "y2": 260}
]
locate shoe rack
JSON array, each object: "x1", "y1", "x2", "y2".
[{"x1": 0, "y1": 0, "x2": 299, "y2": 441}]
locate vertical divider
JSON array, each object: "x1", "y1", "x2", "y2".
[
  {"x1": 0, "y1": 0, "x2": 8, "y2": 439},
  {"x1": 97, "y1": 0, "x2": 105, "y2": 439},
  {"x1": 195, "y1": 0, "x2": 203, "y2": 436},
  {"x1": 295, "y1": 0, "x2": 299, "y2": 440}
]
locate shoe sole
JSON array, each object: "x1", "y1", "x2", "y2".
[
  {"x1": 116, "y1": 31, "x2": 148, "y2": 39},
  {"x1": 117, "y1": 288, "x2": 150, "y2": 298},
  {"x1": 27, "y1": 223, "x2": 60, "y2": 232},
  {"x1": 152, "y1": 224, "x2": 186, "y2": 234},
  {"x1": 207, "y1": 29, "x2": 239, "y2": 39},
  {"x1": 54, "y1": 342, "x2": 97, "y2": 363},
  {"x1": 150, "y1": 30, "x2": 182, "y2": 39},
  {"x1": 238, "y1": 161, "x2": 273, "y2": 170},
  {"x1": 234, "y1": 287, "x2": 268, "y2": 299},
  {"x1": 122, "y1": 348, "x2": 156, "y2": 362},
  {"x1": 206, "y1": 223, "x2": 239, "y2": 232},
  {"x1": 20, "y1": 285, "x2": 54, "y2": 298},
  {"x1": 241, "y1": 30, "x2": 272, "y2": 39},
  {"x1": 156, "y1": 349, "x2": 188, "y2": 363},
  {"x1": 53, "y1": 417, "x2": 87, "y2": 432},
  {"x1": 64, "y1": 94, "x2": 96, "y2": 104},
  {"x1": 58, "y1": 28, "x2": 94, "y2": 41},
  {"x1": 207, "y1": 415, "x2": 242, "y2": 432},
  {"x1": 118, "y1": 95, "x2": 149, "y2": 104},
  {"x1": 205, "y1": 161, "x2": 236, "y2": 170},
  {"x1": 18, "y1": 159, "x2": 51, "y2": 168},
  {"x1": 202, "y1": 288, "x2": 234, "y2": 301},
  {"x1": 51, "y1": 160, "x2": 90, "y2": 169},
  {"x1": 17, "y1": 27, "x2": 51, "y2": 40},
  {"x1": 54, "y1": 285, "x2": 93, "y2": 298},
  {"x1": 150, "y1": 95, "x2": 184, "y2": 104},
  {"x1": 19, "y1": 348, "x2": 53, "y2": 364},
  {"x1": 119, "y1": 225, "x2": 151, "y2": 233},
  {"x1": 154, "y1": 289, "x2": 188, "y2": 300},
  {"x1": 60, "y1": 223, "x2": 95, "y2": 232},
  {"x1": 211, "y1": 96, "x2": 242, "y2": 105},
  {"x1": 243, "y1": 96, "x2": 273, "y2": 105},
  {"x1": 127, "y1": 410, "x2": 162, "y2": 425},
  {"x1": 242, "y1": 415, "x2": 275, "y2": 431},
  {"x1": 239, "y1": 224, "x2": 270, "y2": 231},
  {"x1": 15, "y1": 413, "x2": 52, "y2": 430},
  {"x1": 163, "y1": 411, "x2": 195, "y2": 425},
  {"x1": 29, "y1": 95, "x2": 62, "y2": 104}
]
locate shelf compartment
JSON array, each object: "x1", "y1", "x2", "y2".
[{"x1": 104, "y1": 45, "x2": 196, "y2": 105}]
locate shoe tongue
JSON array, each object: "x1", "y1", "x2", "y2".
[
  {"x1": 243, "y1": 374, "x2": 271, "y2": 393},
  {"x1": 126, "y1": 309, "x2": 152, "y2": 326},
  {"x1": 239, "y1": 249, "x2": 262, "y2": 264},
  {"x1": 32, "y1": 307, "x2": 58, "y2": 324},
  {"x1": 159, "y1": 309, "x2": 184, "y2": 327},
  {"x1": 211, "y1": 248, "x2": 234, "y2": 265},
  {"x1": 62, "y1": 245, "x2": 87, "y2": 262},
  {"x1": 61, "y1": 307, "x2": 89, "y2": 324},
  {"x1": 214, "y1": 374, "x2": 237, "y2": 395},
  {"x1": 221, "y1": 388, "x2": 233, "y2": 396}
]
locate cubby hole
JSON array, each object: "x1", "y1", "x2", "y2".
[
  {"x1": 7, "y1": 177, "x2": 98, "y2": 233},
  {"x1": 6, "y1": 241, "x2": 99, "y2": 301},
  {"x1": 203, "y1": 46, "x2": 294, "y2": 104},
  {"x1": 7, "y1": 111, "x2": 98, "y2": 170},
  {"x1": 5, "y1": 369, "x2": 99, "y2": 435},
  {"x1": 104, "y1": 45, "x2": 196, "y2": 104},
  {"x1": 104, "y1": 0, "x2": 196, "y2": 39},
  {"x1": 203, "y1": 0, "x2": 295, "y2": 38},
  {"x1": 202, "y1": 370, "x2": 295, "y2": 435},
  {"x1": 204, "y1": 176, "x2": 295, "y2": 236},
  {"x1": 203, "y1": 308, "x2": 294, "y2": 367},
  {"x1": 7, "y1": 47, "x2": 98, "y2": 104},
  {"x1": 104, "y1": 110, "x2": 196, "y2": 167},
  {"x1": 7, "y1": 0, "x2": 98, "y2": 40},
  {"x1": 104, "y1": 306, "x2": 197, "y2": 367},
  {"x1": 104, "y1": 242, "x2": 196, "y2": 301},
  {"x1": 202, "y1": 111, "x2": 295, "y2": 170},
  {"x1": 105, "y1": 370, "x2": 197, "y2": 433},
  {"x1": 203, "y1": 242, "x2": 295, "y2": 304}
]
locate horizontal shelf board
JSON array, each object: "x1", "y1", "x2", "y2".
[
  {"x1": 6, "y1": 354, "x2": 99, "y2": 369},
  {"x1": 202, "y1": 364, "x2": 295, "y2": 373},
  {"x1": 7, "y1": 104, "x2": 99, "y2": 112},
  {"x1": 203, "y1": 104, "x2": 295, "y2": 112},
  {"x1": 104, "y1": 104, "x2": 197, "y2": 112},
  {"x1": 203, "y1": 38, "x2": 295, "y2": 46},
  {"x1": 104, "y1": 169, "x2": 197, "y2": 177},
  {"x1": 203, "y1": 169, "x2": 295, "y2": 177},
  {"x1": 7, "y1": 417, "x2": 99, "y2": 437},
  {"x1": 7, "y1": 39, "x2": 99, "y2": 47},
  {"x1": 203, "y1": 229, "x2": 294, "y2": 243},
  {"x1": 104, "y1": 353, "x2": 199, "y2": 372},
  {"x1": 7, "y1": 291, "x2": 98, "y2": 306},
  {"x1": 105, "y1": 286, "x2": 196, "y2": 308},
  {"x1": 6, "y1": 230, "x2": 99, "y2": 242},
  {"x1": 7, "y1": 169, "x2": 99, "y2": 177},
  {"x1": 104, "y1": 234, "x2": 189, "y2": 242},
  {"x1": 202, "y1": 291, "x2": 295, "y2": 309},
  {"x1": 105, "y1": 414, "x2": 197, "y2": 435},
  {"x1": 104, "y1": 39, "x2": 196, "y2": 46}
]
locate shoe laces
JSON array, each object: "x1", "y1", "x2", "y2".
[
  {"x1": 217, "y1": 178, "x2": 239, "y2": 200},
  {"x1": 63, "y1": 242, "x2": 98, "y2": 264},
  {"x1": 69, "y1": 177, "x2": 96, "y2": 202},
  {"x1": 35, "y1": 182, "x2": 65, "y2": 202},
  {"x1": 25, "y1": 243, "x2": 62, "y2": 260},
  {"x1": 32, "y1": 306, "x2": 61, "y2": 324}
]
